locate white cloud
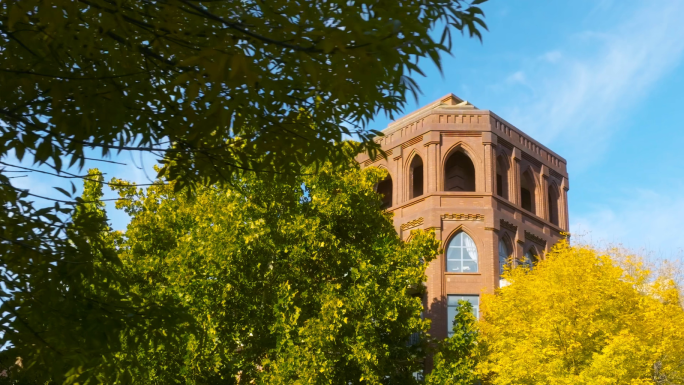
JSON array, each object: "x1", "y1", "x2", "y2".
[
  {"x1": 504, "y1": 1, "x2": 684, "y2": 169},
  {"x1": 571, "y1": 186, "x2": 684, "y2": 257},
  {"x1": 506, "y1": 70, "x2": 527, "y2": 85},
  {"x1": 540, "y1": 50, "x2": 562, "y2": 63}
]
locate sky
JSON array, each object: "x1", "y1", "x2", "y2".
[{"x1": 8, "y1": 0, "x2": 684, "y2": 258}]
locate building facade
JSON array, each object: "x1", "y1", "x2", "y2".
[{"x1": 357, "y1": 94, "x2": 570, "y2": 339}]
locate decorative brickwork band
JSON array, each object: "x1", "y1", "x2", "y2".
[
  {"x1": 400, "y1": 217, "x2": 424, "y2": 231},
  {"x1": 441, "y1": 213, "x2": 484, "y2": 221},
  {"x1": 401, "y1": 135, "x2": 423, "y2": 149},
  {"x1": 550, "y1": 169, "x2": 564, "y2": 180},
  {"x1": 525, "y1": 230, "x2": 547, "y2": 248},
  {"x1": 362, "y1": 149, "x2": 393, "y2": 167},
  {"x1": 500, "y1": 219, "x2": 518, "y2": 232}
]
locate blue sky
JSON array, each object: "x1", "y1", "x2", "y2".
[
  {"x1": 9, "y1": 0, "x2": 684, "y2": 257},
  {"x1": 368, "y1": 0, "x2": 684, "y2": 256}
]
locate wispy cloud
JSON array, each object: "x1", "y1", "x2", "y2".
[
  {"x1": 503, "y1": 1, "x2": 684, "y2": 168},
  {"x1": 571, "y1": 185, "x2": 684, "y2": 257}
]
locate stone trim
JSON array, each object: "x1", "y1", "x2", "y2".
[
  {"x1": 362, "y1": 149, "x2": 393, "y2": 167},
  {"x1": 441, "y1": 213, "x2": 484, "y2": 221},
  {"x1": 442, "y1": 131, "x2": 482, "y2": 137},
  {"x1": 401, "y1": 217, "x2": 424, "y2": 231},
  {"x1": 497, "y1": 137, "x2": 514, "y2": 150},
  {"x1": 401, "y1": 135, "x2": 423, "y2": 149},
  {"x1": 525, "y1": 230, "x2": 547, "y2": 248},
  {"x1": 401, "y1": 197, "x2": 426, "y2": 209},
  {"x1": 550, "y1": 169, "x2": 565, "y2": 180},
  {"x1": 485, "y1": 227, "x2": 499, "y2": 232},
  {"x1": 500, "y1": 219, "x2": 518, "y2": 232},
  {"x1": 521, "y1": 152, "x2": 542, "y2": 168}
]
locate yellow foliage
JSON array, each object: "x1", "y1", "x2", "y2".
[{"x1": 477, "y1": 241, "x2": 684, "y2": 385}]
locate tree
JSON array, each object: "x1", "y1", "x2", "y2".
[
  {"x1": 477, "y1": 242, "x2": 684, "y2": 385},
  {"x1": 0, "y1": 0, "x2": 487, "y2": 188},
  {"x1": 425, "y1": 300, "x2": 479, "y2": 385},
  {"x1": 45, "y1": 164, "x2": 436, "y2": 383},
  {"x1": 0, "y1": 170, "x2": 187, "y2": 384},
  {"x1": 1, "y1": 2, "x2": 488, "y2": 381}
]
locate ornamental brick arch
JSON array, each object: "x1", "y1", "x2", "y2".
[
  {"x1": 496, "y1": 151, "x2": 512, "y2": 200},
  {"x1": 498, "y1": 233, "x2": 515, "y2": 283},
  {"x1": 440, "y1": 142, "x2": 480, "y2": 192},
  {"x1": 520, "y1": 166, "x2": 539, "y2": 215},
  {"x1": 404, "y1": 149, "x2": 425, "y2": 200},
  {"x1": 547, "y1": 181, "x2": 561, "y2": 226},
  {"x1": 443, "y1": 223, "x2": 483, "y2": 274},
  {"x1": 374, "y1": 165, "x2": 394, "y2": 209}
]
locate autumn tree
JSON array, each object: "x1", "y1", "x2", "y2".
[{"x1": 476, "y1": 242, "x2": 684, "y2": 385}]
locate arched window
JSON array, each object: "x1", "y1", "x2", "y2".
[
  {"x1": 446, "y1": 232, "x2": 478, "y2": 273},
  {"x1": 520, "y1": 170, "x2": 536, "y2": 214},
  {"x1": 496, "y1": 155, "x2": 509, "y2": 199},
  {"x1": 548, "y1": 184, "x2": 559, "y2": 226},
  {"x1": 498, "y1": 238, "x2": 511, "y2": 283},
  {"x1": 409, "y1": 155, "x2": 424, "y2": 199},
  {"x1": 444, "y1": 150, "x2": 475, "y2": 192},
  {"x1": 520, "y1": 247, "x2": 537, "y2": 269},
  {"x1": 376, "y1": 174, "x2": 393, "y2": 209}
]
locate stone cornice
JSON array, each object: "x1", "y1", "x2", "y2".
[
  {"x1": 500, "y1": 219, "x2": 518, "y2": 233},
  {"x1": 362, "y1": 149, "x2": 393, "y2": 167},
  {"x1": 401, "y1": 217, "x2": 424, "y2": 231},
  {"x1": 525, "y1": 230, "x2": 547, "y2": 248},
  {"x1": 441, "y1": 213, "x2": 484, "y2": 221}
]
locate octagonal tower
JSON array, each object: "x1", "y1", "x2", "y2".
[{"x1": 357, "y1": 94, "x2": 570, "y2": 339}]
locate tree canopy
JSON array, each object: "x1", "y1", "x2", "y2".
[
  {"x1": 0, "y1": 0, "x2": 487, "y2": 187},
  {"x1": 425, "y1": 301, "x2": 479, "y2": 385},
  {"x1": 0, "y1": 2, "x2": 488, "y2": 381},
  {"x1": 476, "y1": 242, "x2": 684, "y2": 385},
  {"x1": 4, "y1": 164, "x2": 441, "y2": 384}
]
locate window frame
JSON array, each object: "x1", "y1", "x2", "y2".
[
  {"x1": 445, "y1": 231, "x2": 479, "y2": 273},
  {"x1": 446, "y1": 294, "x2": 479, "y2": 337}
]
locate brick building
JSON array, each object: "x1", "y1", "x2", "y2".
[{"x1": 357, "y1": 94, "x2": 570, "y2": 339}]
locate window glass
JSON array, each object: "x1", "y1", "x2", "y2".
[
  {"x1": 446, "y1": 232, "x2": 478, "y2": 273},
  {"x1": 447, "y1": 295, "x2": 479, "y2": 337},
  {"x1": 522, "y1": 249, "x2": 536, "y2": 269},
  {"x1": 498, "y1": 239, "x2": 508, "y2": 276}
]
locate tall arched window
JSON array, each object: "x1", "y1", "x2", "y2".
[
  {"x1": 498, "y1": 238, "x2": 511, "y2": 283},
  {"x1": 496, "y1": 155, "x2": 509, "y2": 199},
  {"x1": 444, "y1": 150, "x2": 475, "y2": 192},
  {"x1": 520, "y1": 170, "x2": 536, "y2": 214},
  {"x1": 409, "y1": 155, "x2": 424, "y2": 199},
  {"x1": 446, "y1": 232, "x2": 478, "y2": 273},
  {"x1": 376, "y1": 174, "x2": 393, "y2": 209},
  {"x1": 520, "y1": 247, "x2": 537, "y2": 269},
  {"x1": 548, "y1": 183, "x2": 559, "y2": 226}
]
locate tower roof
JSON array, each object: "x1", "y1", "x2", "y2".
[{"x1": 382, "y1": 93, "x2": 478, "y2": 136}]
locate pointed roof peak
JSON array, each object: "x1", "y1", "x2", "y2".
[{"x1": 383, "y1": 93, "x2": 475, "y2": 133}]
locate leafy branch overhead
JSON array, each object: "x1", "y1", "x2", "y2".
[{"x1": 0, "y1": 0, "x2": 487, "y2": 188}]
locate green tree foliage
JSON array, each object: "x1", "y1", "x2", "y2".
[
  {"x1": 3, "y1": 164, "x2": 440, "y2": 383},
  {"x1": 425, "y1": 301, "x2": 479, "y2": 385},
  {"x1": 106, "y1": 164, "x2": 440, "y2": 383},
  {"x1": 0, "y1": 170, "x2": 187, "y2": 384},
  {"x1": 0, "y1": 0, "x2": 486, "y2": 186},
  {"x1": 0, "y1": 1, "x2": 487, "y2": 381}
]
